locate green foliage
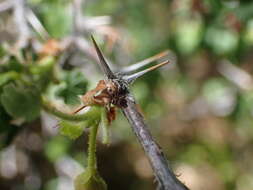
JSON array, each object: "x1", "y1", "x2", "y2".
[
  {"x1": 56, "y1": 70, "x2": 88, "y2": 105},
  {"x1": 40, "y1": 3, "x2": 72, "y2": 38},
  {"x1": 73, "y1": 121, "x2": 106, "y2": 190},
  {"x1": 1, "y1": 0, "x2": 253, "y2": 189},
  {"x1": 7, "y1": 56, "x2": 24, "y2": 72},
  {"x1": 234, "y1": 3, "x2": 253, "y2": 21},
  {"x1": 75, "y1": 170, "x2": 107, "y2": 190},
  {"x1": 30, "y1": 56, "x2": 55, "y2": 75},
  {"x1": 0, "y1": 83, "x2": 41, "y2": 121},
  {"x1": 0, "y1": 71, "x2": 19, "y2": 87},
  {"x1": 59, "y1": 120, "x2": 90, "y2": 139},
  {"x1": 30, "y1": 56, "x2": 57, "y2": 91}
]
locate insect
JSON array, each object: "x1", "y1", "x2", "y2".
[{"x1": 73, "y1": 36, "x2": 170, "y2": 124}]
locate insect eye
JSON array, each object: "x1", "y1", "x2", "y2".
[{"x1": 107, "y1": 87, "x2": 113, "y2": 94}]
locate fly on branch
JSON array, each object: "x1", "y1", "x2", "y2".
[{"x1": 73, "y1": 35, "x2": 170, "y2": 124}]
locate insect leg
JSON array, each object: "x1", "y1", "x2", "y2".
[{"x1": 72, "y1": 105, "x2": 87, "y2": 114}]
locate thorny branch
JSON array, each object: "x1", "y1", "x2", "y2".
[
  {"x1": 122, "y1": 95, "x2": 189, "y2": 190},
  {"x1": 1, "y1": 0, "x2": 190, "y2": 188},
  {"x1": 89, "y1": 36, "x2": 189, "y2": 190}
]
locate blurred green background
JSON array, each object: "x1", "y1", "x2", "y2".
[{"x1": 1, "y1": 0, "x2": 253, "y2": 190}]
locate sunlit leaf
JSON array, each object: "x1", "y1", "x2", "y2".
[
  {"x1": 30, "y1": 56, "x2": 56, "y2": 75},
  {"x1": 41, "y1": 4, "x2": 71, "y2": 38},
  {"x1": 7, "y1": 56, "x2": 24, "y2": 72}
]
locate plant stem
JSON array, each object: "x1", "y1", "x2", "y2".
[
  {"x1": 87, "y1": 123, "x2": 99, "y2": 174},
  {"x1": 41, "y1": 97, "x2": 101, "y2": 122},
  {"x1": 100, "y1": 108, "x2": 110, "y2": 144}
]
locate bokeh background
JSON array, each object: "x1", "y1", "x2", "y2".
[{"x1": 1, "y1": 0, "x2": 253, "y2": 190}]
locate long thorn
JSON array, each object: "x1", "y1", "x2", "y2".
[
  {"x1": 121, "y1": 50, "x2": 169, "y2": 74},
  {"x1": 123, "y1": 60, "x2": 170, "y2": 84},
  {"x1": 91, "y1": 35, "x2": 116, "y2": 79}
]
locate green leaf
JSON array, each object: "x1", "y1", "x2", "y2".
[
  {"x1": 7, "y1": 56, "x2": 24, "y2": 72},
  {"x1": 0, "y1": 71, "x2": 19, "y2": 87},
  {"x1": 0, "y1": 45, "x2": 7, "y2": 58},
  {"x1": 75, "y1": 170, "x2": 107, "y2": 190},
  {"x1": 29, "y1": 56, "x2": 56, "y2": 91},
  {"x1": 41, "y1": 4, "x2": 71, "y2": 38},
  {"x1": 59, "y1": 120, "x2": 91, "y2": 139},
  {"x1": 0, "y1": 84, "x2": 41, "y2": 121},
  {"x1": 56, "y1": 70, "x2": 88, "y2": 105},
  {"x1": 234, "y1": 3, "x2": 253, "y2": 22},
  {"x1": 30, "y1": 56, "x2": 55, "y2": 75}
]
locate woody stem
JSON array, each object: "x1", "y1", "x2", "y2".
[{"x1": 122, "y1": 95, "x2": 189, "y2": 190}]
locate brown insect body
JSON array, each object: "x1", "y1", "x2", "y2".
[
  {"x1": 73, "y1": 36, "x2": 169, "y2": 124},
  {"x1": 81, "y1": 79, "x2": 124, "y2": 107},
  {"x1": 74, "y1": 79, "x2": 124, "y2": 124}
]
